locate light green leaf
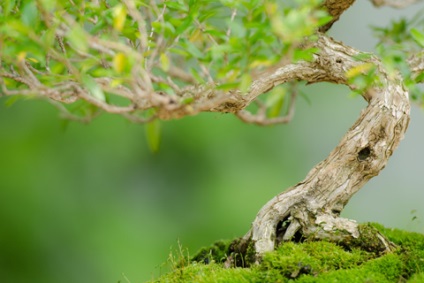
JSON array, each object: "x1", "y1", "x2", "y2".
[
  {"x1": 2, "y1": 0, "x2": 16, "y2": 16},
  {"x1": 189, "y1": 67, "x2": 205, "y2": 83},
  {"x1": 267, "y1": 87, "x2": 286, "y2": 118},
  {"x1": 82, "y1": 75, "x2": 105, "y2": 101},
  {"x1": 39, "y1": 0, "x2": 56, "y2": 12},
  {"x1": 21, "y1": 2, "x2": 39, "y2": 27},
  {"x1": 66, "y1": 25, "x2": 88, "y2": 53},
  {"x1": 411, "y1": 28, "x2": 424, "y2": 48},
  {"x1": 182, "y1": 40, "x2": 204, "y2": 59},
  {"x1": 113, "y1": 53, "x2": 129, "y2": 73},
  {"x1": 4, "y1": 95, "x2": 23, "y2": 107},
  {"x1": 113, "y1": 4, "x2": 127, "y2": 32},
  {"x1": 160, "y1": 53, "x2": 170, "y2": 72},
  {"x1": 239, "y1": 73, "x2": 251, "y2": 93},
  {"x1": 145, "y1": 119, "x2": 161, "y2": 153}
]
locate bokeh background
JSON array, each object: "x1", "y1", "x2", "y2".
[{"x1": 1, "y1": 2, "x2": 424, "y2": 282}]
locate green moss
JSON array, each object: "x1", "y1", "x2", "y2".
[
  {"x1": 191, "y1": 240, "x2": 232, "y2": 265},
  {"x1": 153, "y1": 262, "x2": 253, "y2": 283},
  {"x1": 408, "y1": 272, "x2": 424, "y2": 283},
  {"x1": 151, "y1": 223, "x2": 424, "y2": 283}
]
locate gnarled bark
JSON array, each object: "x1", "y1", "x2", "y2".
[{"x1": 229, "y1": 34, "x2": 410, "y2": 262}]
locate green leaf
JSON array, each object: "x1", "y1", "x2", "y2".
[
  {"x1": 239, "y1": 73, "x2": 251, "y2": 93},
  {"x1": 293, "y1": 47, "x2": 319, "y2": 62},
  {"x1": 415, "y1": 72, "x2": 424, "y2": 83},
  {"x1": 181, "y1": 97, "x2": 194, "y2": 104},
  {"x1": 39, "y1": 0, "x2": 57, "y2": 12},
  {"x1": 4, "y1": 95, "x2": 23, "y2": 107},
  {"x1": 216, "y1": 82, "x2": 239, "y2": 91},
  {"x1": 267, "y1": 87, "x2": 286, "y2": 118},
  {"x1": 165, "y1": 1, "x2": 187, "y2": 11},
  {"x1": 411, "y1": 28, "x2": 424, "y2": 48},
  {"x1": 82, "y1": 75, "x2": 105, "y2": 101},
  {"x1": 189, "y1": 67, "x2": 205, "y2": 83},
  {"x1": 66, "y1": 24, "x2": 89, "y2": 53},
  {"x1": 113, "y1": 52, "x2": 129, "y2": 73},
  {"x1": 2, "y1": 0, "x2": 17, "y2": 16},
  {"x1": 160, "y1": 53, "x2": 170, "y2": 72},
  {"x1": 317, "y1": 15, "x2": 333, "y2": 27},
  {"x1": 181, "y1": 40, "x2": 204, "y2": 59},
  {"x1": 145, "y1": 119, "x2": 161, "y2": 153},
  {"x1": 21, "y1": 2, "x2": 39, "y2": 27},
  {"x1": 112, "y1": 4, "x2": 127, "y2": 31},
  {"x1": 176, "y1": 15, "x2": 194, "y2": 35}
]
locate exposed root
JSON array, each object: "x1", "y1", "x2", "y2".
[{"x1": 226, "y1": 220, "x2": 396, "y2": 267}]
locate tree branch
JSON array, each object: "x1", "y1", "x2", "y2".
[
  {"x1": 2, "y1": 39, "x2": 422, "y2": 123},
  {"x1": 319, "y1": 0, "x2": 356, "y2": 32},
  {"x1": 408, "y1": 51, "x2": 424, "y2": 82},
  {"x1": 230, "y1": 33, "x2": 410, "y2": 260},
  {"x1": 370, "y1": 0, "x2": 423, "y2": 8}
]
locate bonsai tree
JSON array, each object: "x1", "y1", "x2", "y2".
[{"x1": 1, "y1": 0, "x2": 423, "y2": 264}]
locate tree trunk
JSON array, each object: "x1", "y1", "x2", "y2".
[{"x1": 230, "y1": 34, "x2": 410, "y2": 263}]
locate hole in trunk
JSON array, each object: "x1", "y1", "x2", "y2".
[
  {"x1": 276, "y1": 218, "x2": 304, "y2": 245},
  {"x1": 358, "y1": 146, "x2": 371, "y2": 161},
  {"x1": 331, "y1": 208, "x2": 341, "y2": 216}
]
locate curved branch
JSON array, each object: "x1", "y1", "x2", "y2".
[
  {"x1": 408, "y1": 51, "x2": 424, "y2": 81},
  {"x1": 236, "y1": 34, "x2": 410, "y2": 257},
  {"x1": 371, "y1": 0, "x2": 423, "y2": 8},
  {"x1": 319, "y1": 0, "x2": 356, "y2": 32}
]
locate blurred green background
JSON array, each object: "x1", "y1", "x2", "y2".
[{"x1": 1, "y1": 2, "x2": 424, "y2": 283}]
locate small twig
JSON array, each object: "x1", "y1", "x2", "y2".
[
  {"x1": 147, "y1": 2, "x2": 167, "y2": 69},
  {"x1": 0, "y1": 72, "x2": 33, "y2": 87},
  {"x1": 167, "y1": 66, "x2": 197, "y2": 84},
  {"x1": 95, "y1": 78, "x2": 135, "y2": 100},
  {"x1": 20, "y1": 61, "x2": 41, "y2": 87},
  {"x1": 122, "y1": 0, "x2": 149, "y2": 52},
  {"x1": 195, "y1": 20, "x2": 218, "y2": 46},
  {"x1": 226, "y1": 8, "x2": 238, "y2": 38},
  {"x1": 166, "y1": 77, "x2": 181, "y2": 93},
  {"x1": 236, "y1": 85, "x2": 298, "y2": 126},
  {"x1": 200, "y1": 65, "x2": 214, "y2": 84},
  {"x1": 371, "y1": 0, "x2": 423, "y2": 8},
  {"x1": 48, "y1": 100, "x2": 95, "y2": 123},
  {"x1": 56, "y1": 35, "x2": 67, "y2": 55},
  {"x1": 78, "y1": 92, "x2": 135, "y2": 114},
  {"x1": 25, "y1": 61, "x2": 46, "y2": 75},
  {"x1": 122, "y1": 113, "x2": 157, "y2": 123}
]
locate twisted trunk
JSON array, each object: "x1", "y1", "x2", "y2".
[{"x1": 230, "y1": 34, "x2": 410, "y2": 262}]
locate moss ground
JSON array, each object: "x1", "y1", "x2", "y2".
[{"x1": 150, "y1": 223, "x2": 424, "y2": 283}]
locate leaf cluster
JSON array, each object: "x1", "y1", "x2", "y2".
[
  {"x1": 372, "y1": 12, "x2": 424, "y2": 104},
  {"x1": 0, "y1": 0, "x2": 330, "y2": 118}
]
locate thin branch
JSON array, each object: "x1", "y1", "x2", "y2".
[
  {"x1": 236, "y1": 86, "x2": 298, "y2": 126},
  {"x1": 0, "y1": 72, "x2": 33, "y2": 87},
  {"x1": 319, "y1": 0, "x2": 356, "y2": 32},
  {"x1": 226, "y1": 8, "x2": 238, "y2": 38},
  {"x1": 20, "y1": 61, "x2": 41, "y2": 87},
  {"x1": 408, "y1": 51, "x2": 424, "y2": 81},
  {"x1": 48, "y1": 100, "x2": 95, "y2": 123},
  {"x1": 122, "y1": 0, "x2": 149, "y2": 52},
  {"x1": 370, "y1": 0, "x2": 423, "y2": 8},
  {"x1": 147, "y1": 2, "x2": 167, "y2": 69},
  {"x1": 122, "y1": 113, "x2": 157, "y2": 123},
  {"x1": 167, "y1": 66, "x2": 197, "y2": 84},
  {"x1": 77, "y1": 90, "x2": 136, "y2": 114}
]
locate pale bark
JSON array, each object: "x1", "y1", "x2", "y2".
[
  {"x1": 233, "y1": 34, "x2": 410, "y2": 259},
  {"x1": 371, "y1": 0, "x2": 423, "y2": 8},
  {"x1": 1, "y1": 0, "x2": 419, "y2": 261},
  {"x1": 319, "y1": 0, "x2": 356, "y2": 32}
]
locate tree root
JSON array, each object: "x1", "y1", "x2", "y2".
[{"x1": 226, "y1": 221, "x2": 396, "y2": 267}]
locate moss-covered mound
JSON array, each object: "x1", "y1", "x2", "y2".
[{"x1": 151, "y1": 223, "x2": 424, "y2": 283}]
